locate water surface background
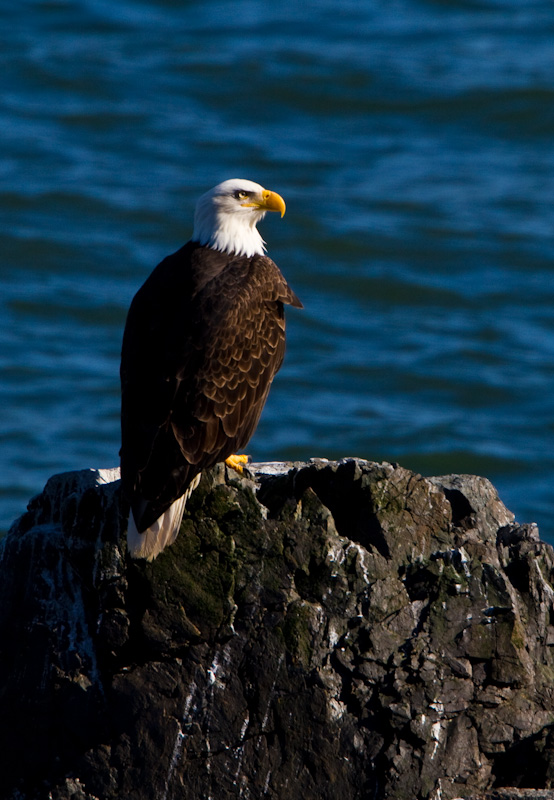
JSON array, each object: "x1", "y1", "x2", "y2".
[{"x1": 2, "y1": 0, "x2": 554, "y2": 541}]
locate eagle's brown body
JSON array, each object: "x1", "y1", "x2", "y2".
[{"x1": 120, "y1": 240, "x2": 302, "y2": 536}]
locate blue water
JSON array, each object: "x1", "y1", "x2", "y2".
[{"x1": 2, "y1": 0, "x2": 554, "y2": 541}]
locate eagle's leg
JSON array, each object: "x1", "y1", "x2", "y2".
[{"x1": 225, "y1": 454, "x2": 250, "y2": 474}]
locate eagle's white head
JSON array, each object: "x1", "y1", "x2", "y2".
[{"x1": 192, "y1": 178, "x2": 286, "y2": 258}]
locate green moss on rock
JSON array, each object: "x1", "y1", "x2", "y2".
[{"x1": 281, "y1": 601, "x2": 316, "y2": 668}]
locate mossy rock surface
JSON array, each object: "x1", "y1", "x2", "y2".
[{"x1": 2, "y1": 459, "x2": 554, "y2": 800}]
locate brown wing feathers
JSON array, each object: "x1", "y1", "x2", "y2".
[{"x1": 120, "y1": 242, "x2": 301, "y2": 532}]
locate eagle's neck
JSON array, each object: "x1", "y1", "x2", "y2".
[{"x1": 193, "y1": 202, "x2": 267, "y2": 258}]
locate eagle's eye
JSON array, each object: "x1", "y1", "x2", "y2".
[{"x1": 234, "y1": 190, "x2": 250, "y2": 200}]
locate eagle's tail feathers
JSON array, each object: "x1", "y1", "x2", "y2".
[{"x1": 127, "y1": 474, "x2": 201, "y2": 561}]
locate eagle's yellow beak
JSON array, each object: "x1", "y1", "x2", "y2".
[{"x1": 242, "y1": 189, "x2": 286, "y2": 217}]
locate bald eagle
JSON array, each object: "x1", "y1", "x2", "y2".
[{"x1": 120, "y1": 179, "x2": 302, "y2": 560}]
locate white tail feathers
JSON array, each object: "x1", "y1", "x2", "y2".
[{"x1": 127, "y1": 474, "x2": 202, "y2": 561}]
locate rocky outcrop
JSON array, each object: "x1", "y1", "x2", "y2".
[{"x1": 1, "y1": 459, "x2": 554, "y2": 800}]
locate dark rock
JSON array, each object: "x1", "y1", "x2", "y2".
[{"x1": 1, "y1": 459, "x2": 554, "y2": 800}]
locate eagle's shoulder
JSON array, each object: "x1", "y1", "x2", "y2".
[
  {"x1": 128, "y1": 243, "x2": 301, "y2": 314},
  {"x1": 223, "y1": 252, "x2": 304, "y2": 310}
]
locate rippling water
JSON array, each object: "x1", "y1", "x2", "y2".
[{"x1": 2, "y1": 0, "x2": 554, "y2": 541}]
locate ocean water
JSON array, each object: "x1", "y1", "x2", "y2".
[{"x1": 2, "y1": 0, "x2": 554, "y2": 541}]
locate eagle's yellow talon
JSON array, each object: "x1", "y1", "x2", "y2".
[{"x1": 225, "y1": 454, "x2": 250, "y2": 474}]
